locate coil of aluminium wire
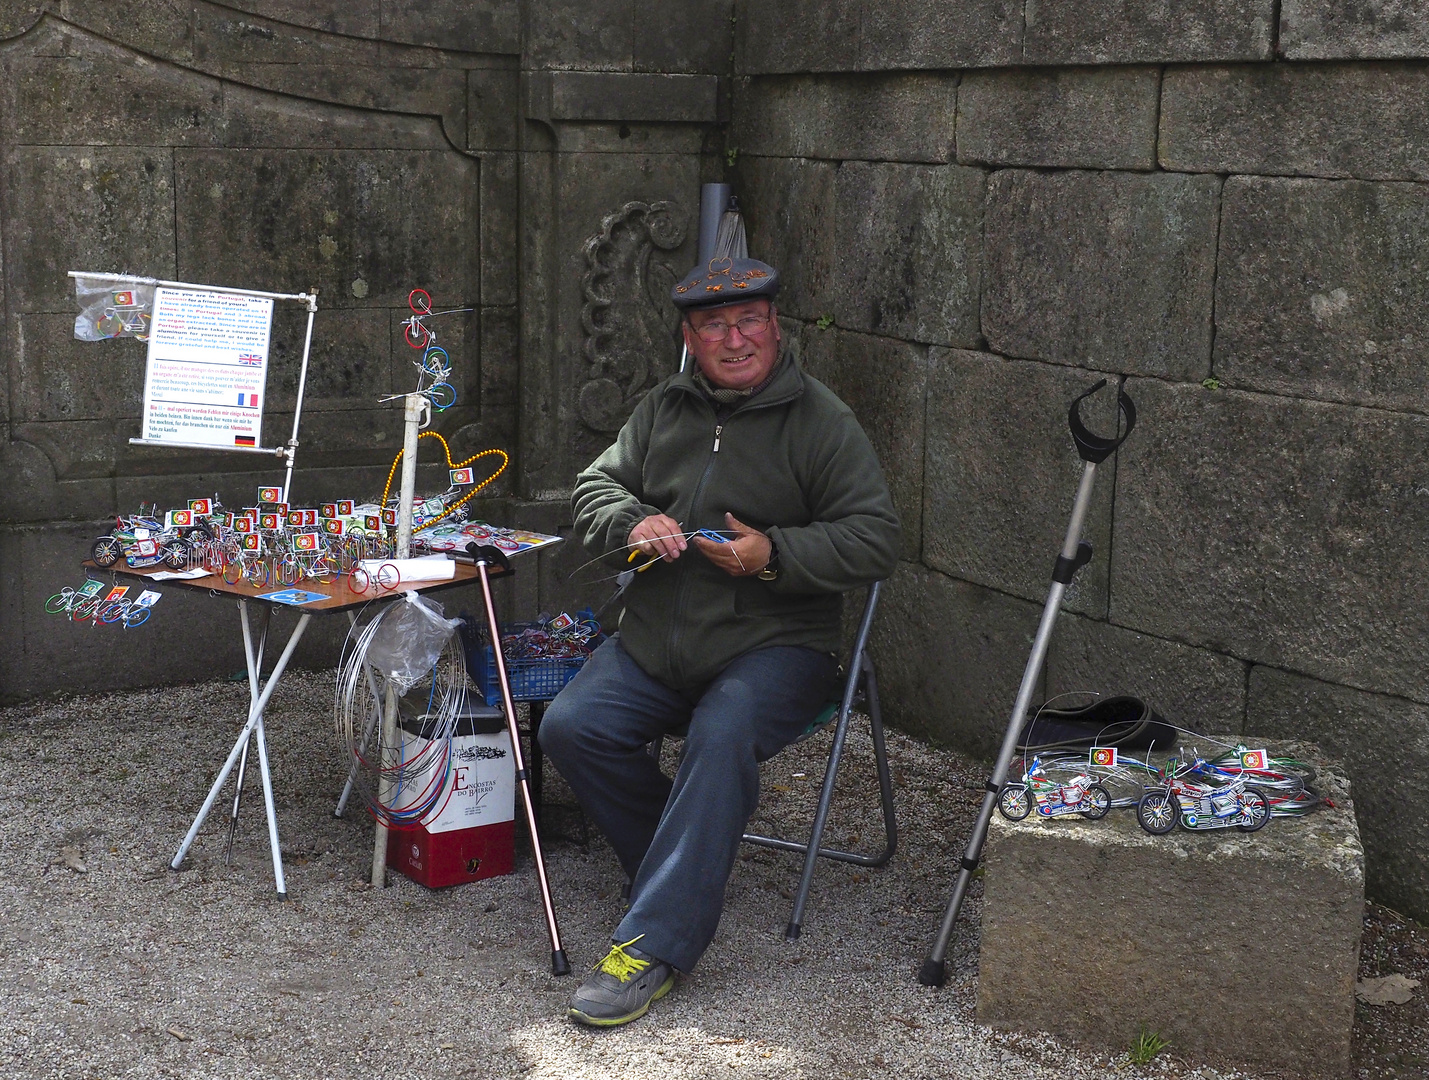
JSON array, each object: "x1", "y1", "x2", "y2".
[{"x1": 334, "y1": 603, "x2": 470, "y2": 829}]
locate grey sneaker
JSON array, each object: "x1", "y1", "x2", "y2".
[{"x1": 568, "y1": 936, "x2": 675, "y2": 1027}]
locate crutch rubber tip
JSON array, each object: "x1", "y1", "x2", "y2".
[
  {"x1": 551, "y1": 949, "x2": 571, "y2": 977},
  {"x1": 784, "y1": 923, "x2": 802, "y2": 941},
  {"x1": 917, "y1": 959, "x2": 947, "y2": 987},
  {"x1": 276, "y1": 891, "x2": 288, "y2": 902}
]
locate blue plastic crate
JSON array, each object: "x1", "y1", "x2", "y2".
[{"x1": 459, "y1": 617, "x2": 593, "y2": 705}]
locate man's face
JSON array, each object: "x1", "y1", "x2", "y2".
[{"x1": 683, "y1": 299, "x2": 781, "y2": 391}]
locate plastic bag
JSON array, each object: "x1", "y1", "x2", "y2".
[
  {"x1": 366, "y1": 592, "x2": 462, "y2": 695},
  {"x1": 73, "y1": 274, "x2": 155, "y2": 341}
]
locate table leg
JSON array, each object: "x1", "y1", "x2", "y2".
[
  {"x1": 225, "y1": 607, "x2": 272, "y2": 863},
  {"x1": 170, "y1": 604, "x2": 311, "y2": 896},
  {"x1": 253, "y1": 712, "x2": 286, "y2": 898}
]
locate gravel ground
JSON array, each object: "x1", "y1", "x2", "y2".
[{"x1": 0, "y1": 670, "x2": 1416, "y2": 1079}]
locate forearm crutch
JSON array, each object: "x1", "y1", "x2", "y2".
[
  {"x1": 470, "y1": 543, "x2": 572, "y2": 977},
  {"x1": 918, "y1": 379, "x2": 1135, "y2": 987}
]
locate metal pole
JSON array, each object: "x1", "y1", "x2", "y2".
[
  {"x1": 698, "y1": 183, "x2": 731, "y2": 263},
  {"x1": 370, "y1": 393, "x2": 424, "y2": 887},
  {"x1": 280, "y1": 290, "x2": 318, "y2": 504},
  {"x1": 67, "y1": 269, "x2": 311, "y2": 303},
  {"x1": 475, "y1": 554, "x2": 570, "y2": 976},
  {"x1": 919, "y1": 464, "x2": 1097, "y2": 985}
]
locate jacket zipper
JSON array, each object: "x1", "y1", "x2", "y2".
[{"x1": 668, "y1": 411, "x2": 725, "y2": 684}]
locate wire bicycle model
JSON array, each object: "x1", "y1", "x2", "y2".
[
  {"x1": 1137, "y1": 752, "x2": 1272, "y2": 835},
  {"x1": 398, "y1": 289, "x2": 469, "y2": 412},
  {"x1": 997, "y1": 755, "x2": 1112, "y2": 822}
]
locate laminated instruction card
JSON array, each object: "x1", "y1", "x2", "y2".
[{"x1": 141, "y1": 287, "x2": 275, "y2": 449}]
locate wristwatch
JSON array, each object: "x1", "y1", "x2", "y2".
[{"x1": 757, "y1": 541, "x2": 780, "y2": 581}]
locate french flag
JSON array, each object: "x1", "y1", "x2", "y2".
[{"x1": 237, "y1": 392, "x2": 258, "y2": 407}]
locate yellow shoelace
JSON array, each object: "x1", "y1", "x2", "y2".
[{"x1": 595, "y1": 936, "x2": 652, "y2": 983}]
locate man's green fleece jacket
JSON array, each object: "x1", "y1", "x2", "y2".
[{"x1": 572, "y1": 354, "x2": 901, "y2": 691}]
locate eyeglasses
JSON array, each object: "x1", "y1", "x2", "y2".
[{"x1": 690, "y1": 313, "x2": 771, "y2": 342}]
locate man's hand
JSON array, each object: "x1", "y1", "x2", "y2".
[
  {"x1": 694, "y1": 513, "x2": 773, "y2": 577},
  {"x1": 628, "y1": 513, "x2": 687, "y2": 562}
]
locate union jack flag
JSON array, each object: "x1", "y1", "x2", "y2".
[{"x1": 237, "y1": 354, "x2": 263, "y2": 366}]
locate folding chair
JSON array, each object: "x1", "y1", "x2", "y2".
[{"x1": 651, "y1": 580, "x2": 898, "y2": 940}]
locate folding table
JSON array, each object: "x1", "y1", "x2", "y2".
[{"x1": 86, "y1": 559, "x2": 509, "y2": 899}]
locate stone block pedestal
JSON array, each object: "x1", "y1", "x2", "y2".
[{"x1": 976, "y1": 742, "x2": 1362, "y2": 1078}]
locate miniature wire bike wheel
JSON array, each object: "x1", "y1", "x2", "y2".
[
  {"x1": 404, "y1": 317, "x2": 430, "y2": 349},
  {"x1": 72, "y1": 597, "x2": 102, "y2": 621},
  {"x1": 91, "y1": 537, "x2": 123, "y2": 567},
  {"x1": 348, "y1": 567, "x2": 371, "y2": 594},
  {"x1": 124, "y1": 607, "x2": 151, "y2": 628},
  {"x1": 427, "y1": 382, "x2": 456, "y2": 410},
  {"x1": 1079, "y1": 783, "x2": 1112, "y2": 820},
  {"x1": 163, "y1": 539, "x2": 189, "y2": 570},
  {"x1": 1235, "y1": 787, "x2": 1272, "y2": 833},
  {"x1": 997, "y1": 783, "x2": 1032, "y2": 821},
  {"x1": 375, "y1": 563, "x2": 401, "y2": 591},
  {"x1": 408, "y1": 288, "x2": 432, "y2": 315},
  {"x1": 45, "y1": 590, "x2": 76, "y2": 614},
  {"x1": 1137, "y1": 789, "x2": 1178, "y2": 835},
  {"x1": 421, "y1": 347, "x2": 450, "y2": 377}
]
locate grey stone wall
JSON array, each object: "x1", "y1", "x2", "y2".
[
  {"x1": 730, "y1": 3, "x2": 1429, "y2": 920},
  {"x1": 4, "y1": 0, "x2": 1427, "y2": 920},
  {"x1": 0, "y1": 1, "x2": 723, "y2": 697}
]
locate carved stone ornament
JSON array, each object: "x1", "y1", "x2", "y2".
[{"x1": 577, "y1": 200, "x2": 687, "y2": 434}]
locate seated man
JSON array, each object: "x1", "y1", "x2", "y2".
[{"x1": 541, "y1": 256, "x2": 900, "y2": 1026}]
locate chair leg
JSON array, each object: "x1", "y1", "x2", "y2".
[
  {"x1": 863, "y1": 655, "x2": 898, "y2": 866},
  {"x1": 782, "y1": 682, "x2": 857, "y2": 940}
]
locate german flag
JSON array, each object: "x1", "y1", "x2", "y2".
[{"x1": 235, "y1": 435, "x2": 256, "y2": 447}]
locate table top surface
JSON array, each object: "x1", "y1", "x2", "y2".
[{"x1": 83, "y1": 557, "x2": 512, "y2": 615}]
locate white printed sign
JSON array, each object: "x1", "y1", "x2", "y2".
[
  {"x1": 392, "y1": 729, "x2": 515, "y2": 834},
  {"x1": 141, "y1": 287, "x2": 274, "y2": 448}
]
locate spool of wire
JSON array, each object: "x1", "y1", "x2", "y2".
[{"x1": 334, "y1": 603, "x2": 470, "y2": 829}]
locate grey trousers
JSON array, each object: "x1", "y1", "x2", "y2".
[{"x1": 539, "y1": 635, "x2": 838, "y2": 972}]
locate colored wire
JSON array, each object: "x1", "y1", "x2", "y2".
[
  {"x1": 379, "y1": 434, "x2": 508, "y2": 534},
  {"x1": 334, "y1": 602, "x2": 470, "y2": 830}
]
